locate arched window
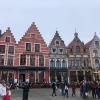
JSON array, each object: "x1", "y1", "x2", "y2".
[
  {"x1": 62, "y1": 59, "x2": 66, "y2": 67},
  {"x1": 95, "y1": 59, "x2": 99, "y2": 68},
  {"x1": 56, "y1": 59, "x2": 61, "y2": 67},
  {"x1": 50, "y1": 59, "x2": 55, "y2": 67}
]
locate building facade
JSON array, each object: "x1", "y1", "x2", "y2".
[
  {"x1": 85, "y1": 33, "x2": 100, "y2": 80},
  {"x1": 67, "y1": 33, "x2": 92, "y2": 83},
  {"x1": 0, "y1": 23, "x2": 49, "y2": 83},
  {"x1": 49, "y1": 31, "x2": 68, "y2": 83},
  {"x1": 0, "y1": 27, "x2": 16, "y2": 83}
]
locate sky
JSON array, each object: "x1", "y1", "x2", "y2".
[{"x1": 0, "y1": 0, "x2": 100, "y2": 45}]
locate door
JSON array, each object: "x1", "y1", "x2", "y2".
[{"x1": 19, "y1": 73, "x2": 25, "y2": 82}]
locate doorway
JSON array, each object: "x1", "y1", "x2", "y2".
[{"x1": 19, "y1": 73, "x2": 25, "y2": 82}]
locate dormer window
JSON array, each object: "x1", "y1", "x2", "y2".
[
  {"x1": 26, "y1": 43, "x2": 31, "y2": 51},
  {"x1": 5, "y1": 37, "x2": 10, "y2": 42},
  {"x1": 95, "y1": 41, "x2": 99, "y2": 48},
  {"x1": 55, "y1": 40, "x2": 60, "y2": 46}
]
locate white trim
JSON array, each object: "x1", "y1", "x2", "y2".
[
  {"x1": 34, "y1": 43, "x2": 41, "y2": 52},
  {"x1": 26, "y1": 55, "x2": 28, "y2": 66},
  {"x1": 38, "y1": 56, "x2": 39, "y2": 67},
  {"x1": 29, "y1": 55, "x2": 30, "y2": 66},
  {"x1": 25, "y1": 42, "x2": 32, "y2": 52},
  {"x1": 35, "y1": 56, "x2": 36, "y2": 67},
  {"x1": 19, "y1": 54, "x2": 27, "y2": 66},
  {"x1": 55, "y1": 40, "x2": 60, "y2": 46},
  {"x1": 44, "y1": 56, "x2": 45, "y2": 66},
  {"x1": 4, "y1": 35, "x2": 11, "y2": 43},
  {"x1": 59, "y1": 48, "x2": 64, "y2": 54}
]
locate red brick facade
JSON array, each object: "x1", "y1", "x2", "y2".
[{"x1": 0, "y1": 23, "x2": 49, "y2": 83}]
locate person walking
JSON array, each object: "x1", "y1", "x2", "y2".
[
  {"x1": 71, "y1": 81, "x2": 76, "y2": 96},
  {"x1": 18, "y1": 82, "x2": 30, "y2": 100},
  {"x1": 22, "y1": 82, "x2": 30, "y2": 100},
  {"x1": 51, "y1": 82, "x2": 57, "y2": 96},
  {"x1": 64, "y1": 83, "x2": 68, "y2": 98}
]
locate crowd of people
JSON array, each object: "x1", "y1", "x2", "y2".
[
  {"x1": 51, "y1": 80, "x2": 100, "y2": 99},
  {"x1": 0, "y1": 79, "x2": 100, "y2": 100}
]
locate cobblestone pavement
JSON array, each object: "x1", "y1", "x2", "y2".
[{"x1": 0, "y1": 88, "x2": 98, "y2": 100}]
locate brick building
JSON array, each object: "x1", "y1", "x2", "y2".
[
  {"x1": 0, "y1": 23, "x2": 49, "y2": 83},
  {"x1": 67, "y1": 33, "x2": 92, "y2": 83},
  {"x1": 0, "y1": 27, "x2": 16, "y2": 83}
]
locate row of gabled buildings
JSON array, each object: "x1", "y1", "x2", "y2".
[{"x1": 0, "y1": 22, "x2": 100, "y2": 84}]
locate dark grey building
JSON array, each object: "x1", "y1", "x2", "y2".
[{"x1": 49, "y1": 31, "x2": 68, "y2": 83}]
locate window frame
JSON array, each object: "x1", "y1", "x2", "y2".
[
  {"x1": 34, "y1": 43, "x2": 41, "y2": 52},
  {"x1": 25, "y1": 42, "x2": 32, "y2": 52}
]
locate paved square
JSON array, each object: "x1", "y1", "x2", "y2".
[{"x1": 0, "y1": 88, "x2": 98, "y2": 100}]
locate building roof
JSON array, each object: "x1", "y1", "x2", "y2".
[{"x1": 85, "y1": 32, "x2": 100, "y2": 47}]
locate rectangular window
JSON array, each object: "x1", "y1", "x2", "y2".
[
  {"x1": 30, "y1": 55, "x2": 35, "y2": 66},
  {"x1": 35, "y1": 44, "x2": 40, "y2": 52},
  {"x1": 26, "y1": 43, "x2": 31, "y2": 51},
  {"x1": 0, "y1": 55, "x2": 4, "y2": 65},
  {"x1": 76, "y1": 60, "x2": 80, "y2": 67},
  {"x1": 5, "y1": 37, "x2": 10, "y2": 42},
  {"x1": 7, "y1": 56, "x2": 13, "y2": 66},
  {"x1": 0, "y1": 45, "x2": 5, "y2": 54},
  {"x1": 20, "y1": 55, "x2": 26, "y2": 65},
  {"x1": 39, "y1": 55, "x2": 44, "y2": 66},
  {"x1": 76, "y1": 46, "x2": 80, "y2": 54},
  {"x1": 8, "y1": 46, "x2": 14, "y2": 54}
]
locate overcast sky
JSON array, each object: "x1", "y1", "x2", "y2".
[{"x1": 0, "y1": 0, "x2": 100, "y2": 45}]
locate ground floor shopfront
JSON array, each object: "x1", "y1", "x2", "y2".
[
  {"x1": 50, "y1": 67, "x2": 68, "y2": 83},
  {"x1": 68, "y1": 69, "x2": 93, "y2": 83},
  {"x1": 0, "y1": 66, "x2": 49, "y2": 84}
]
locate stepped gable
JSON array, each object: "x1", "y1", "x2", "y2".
[
  {"x1": 0, "y1": 27, "x2": 16, "y2": 44},
  {"x1": 85, "y1": 32, "x2": 100, "y2": 47},
  {"x1": 18, "y1": 22, "x2": 48, "y2": 48},
  {"x1": 49, "y1": 30, "x2": 65, "y2": 47}
]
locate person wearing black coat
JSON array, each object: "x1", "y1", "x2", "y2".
[{"x1": 19, "y1": 82, "x2": 30, "y2": 100}]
